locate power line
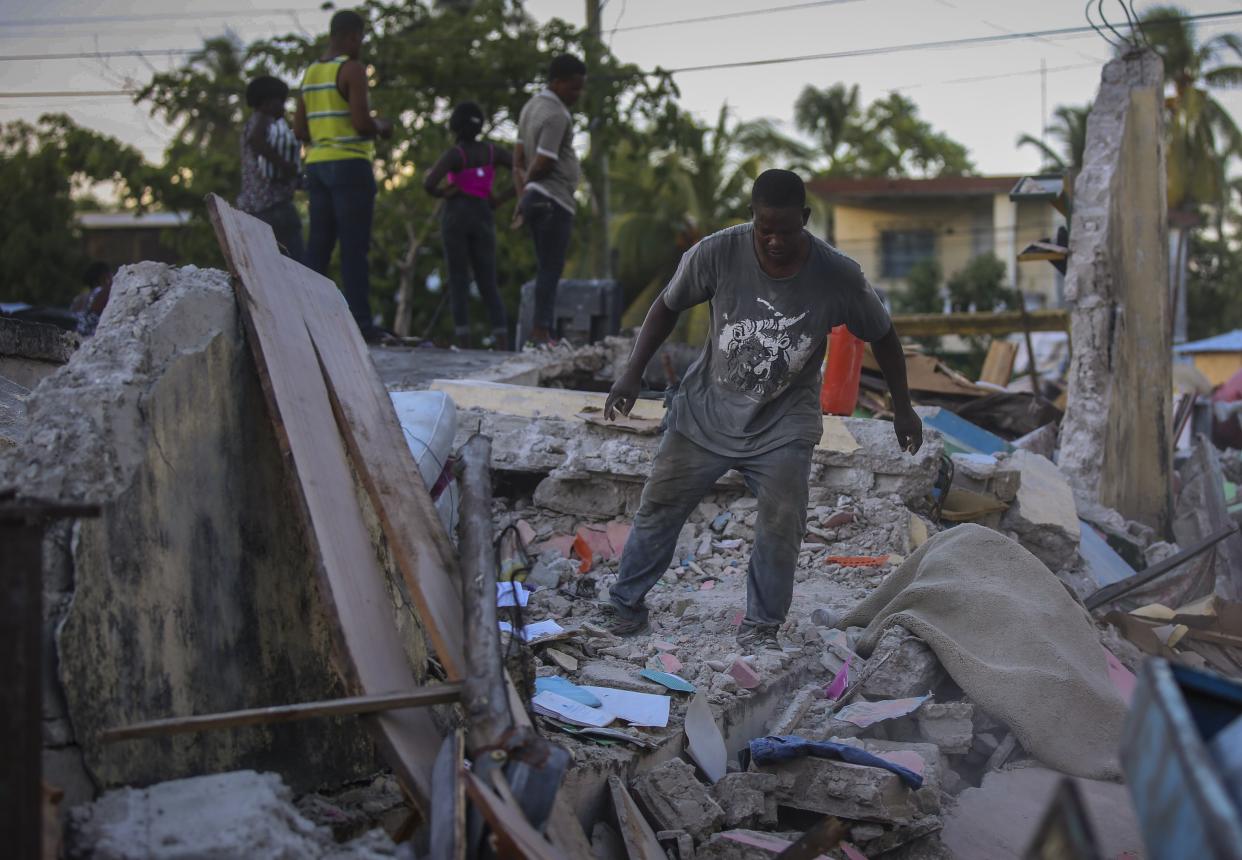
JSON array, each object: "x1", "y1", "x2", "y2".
[
  {"x1": 660, "y1": 9, "x2": 1242, "y2": 75},
  {"x1": 611, "y1": 0, "x2": 863, "y2": 34},
  {"x1": 0, "y1": 8, "x2": 313, "y2": 27},
  {"x1": 0, "y1": 49, "x2": 198, "y2": 63},
  {"x1": 2, "y1": 8, "x2": 1238, "y2": 98}
]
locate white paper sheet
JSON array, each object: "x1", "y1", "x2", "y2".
[
  {"x1": 496, "y1": 581, "x2": 530, "y2": 607},
  {"x1": 498, "y1": 618, "x2": 564, "y2": 642},
  {"x1": 581, "y1": 686, "x2": 670, "y2": 728},
  {"x1": 531, "y1": 691, "x2": 614, "y2": 727}
]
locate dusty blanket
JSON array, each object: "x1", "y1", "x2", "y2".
[{"x1": 839, "y1": 523, "x2": 1126, "y2": 779}]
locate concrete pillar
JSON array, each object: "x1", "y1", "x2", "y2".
[{"x1": 1058, "y1": 51, "x2": 1172, "y2": 533}]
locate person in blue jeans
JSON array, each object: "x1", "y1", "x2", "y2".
[
  {"x1": 514, "y1": 54, "x2": 586, "y2": 346},
  {"x1": 293, "y1": 9, "x2": 394, "y2": 342}
]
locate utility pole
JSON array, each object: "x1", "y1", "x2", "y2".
[{"x1": 585, "y1": 0, "x2": 613, "y2": 279}]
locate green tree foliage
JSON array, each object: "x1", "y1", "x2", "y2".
[
  {"x1": 610, "y1": 105, "x2": 771, "y2": 340},
  {"x1": 135, "y1": 0, "x2": 678, "y2": 337},
  {"x1": 1016, "y1": 103, "x2": 1091, "y2": 172},
  {"x1": 793, "y1": 84, "x2": 974, "y2": 178},
  {"x1": 893, "y1": 258, "x2": 943, "y2": 314},
  {"x1": 946, "y1": 253, "x2": 1009, "y2": 312},
  {"x1": 0, "y1": 115, "x2": 156, "y2": 305},
  {"x1": 1140, "y1": 5, "x2": 1242, "y2": 218}
]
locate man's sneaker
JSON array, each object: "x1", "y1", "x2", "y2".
[
  {"x1": 597, "y1": 601, "x2": 649, "y2": 636},
  {"x1": 737, "y1": 623, "x2": 780, "y2": 653}
]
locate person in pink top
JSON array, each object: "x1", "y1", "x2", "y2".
[{"x1": 424, "y1": 101, "x2": 514, "y2": 350}]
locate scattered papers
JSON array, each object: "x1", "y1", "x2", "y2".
[
  {"x1": 582, "y1": 686, "x2": 670, "y2": 728},
  {"x1": 835, "y1": 694, "x2": 931, "y2": 728},
  {"x1": 535, "y1": 676, "x2": 601, "y2": 707},
  {"x1": 498, "y1": 618, "x2": 564, "y2": 642},
  {"x1": 824, "y1": 654, "x2": 852, "y2": 700},
  {"x1": 685, "y1": 691, "x2": 727, "y2": 783},
  {"x1": 640, "y1": 669, "x2": 696, "y2": 693},
  {"x1": 542, "y1": 720, "x2": 657, "y2": 749},
  {"x1": 531, "y1": 691, "x2": 613, "y2": 728},
  {"x1": 496, "y1": 581, "x2": 530, "y2": 607}
]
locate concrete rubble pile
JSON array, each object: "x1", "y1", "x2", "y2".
[{"x1": 0, "y1": 264, "x2": 1187, "y2": 859}]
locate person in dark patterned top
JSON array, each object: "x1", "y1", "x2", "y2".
[{"x1": 238, "y1": 76, "x2": 304, "y2": 262}]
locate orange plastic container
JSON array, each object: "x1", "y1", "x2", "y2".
[{"x1": 820, "y1": 324, "x2": 864, "y2": 415}]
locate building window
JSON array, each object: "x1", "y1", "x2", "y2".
[{"x1": 880, "y1": 229, "x2": 936, "y2": 279}]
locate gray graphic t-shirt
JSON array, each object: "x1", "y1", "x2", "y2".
[{"x1": 662, "y1": 222, "x2": 891, "y2": 457}]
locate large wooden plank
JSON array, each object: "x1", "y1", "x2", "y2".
[
  {"x1": 206, "y1": 196, "x2": 441, "y2": 804},
  {"x1": 290, "y1": 258, "x2": 466, "y2": 679}
]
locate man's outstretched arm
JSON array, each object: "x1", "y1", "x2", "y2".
[
  {"x1": 605, "y1": 299, "x2": 680, "y2": 420},
  {"x1": 869, "y1": 324, "x2": 923, "y2": 453}
]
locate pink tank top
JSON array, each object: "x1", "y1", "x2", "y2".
[{"x1": 447, "y1": 144, "x2": 495, "y2": 199}]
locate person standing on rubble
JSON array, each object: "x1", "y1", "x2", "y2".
[
  {"x1": 513, "y1": 54, "x2": 586, "y2": 348},
  {"x1": 293, "y1": 8, "x2": 394, "y2": 343},
  {"x1": 602, "y1": 169, "x2": 923, "y2": 651},
  {"x1": 238, "y1": 75, "x2": 304, "y2": 263},
  {"x1": 423, "y1": 101, "x2": 513, "y2": 351}
]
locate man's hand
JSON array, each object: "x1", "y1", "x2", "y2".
[
  {"x1": 605, "y1": 371, "x2": 641, "y2": 421},
  {"x1": 893, "y1": 405, "x2": 923, "y2": 454},
  {"x1": 374, "y1": 117, "x2": 394, "y2": 139}
]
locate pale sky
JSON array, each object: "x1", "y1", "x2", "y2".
[{"x1": 2, "y1": 0, "x2": 1240, "y2": 178}]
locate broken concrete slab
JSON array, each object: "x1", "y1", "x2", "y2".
[
  {"x1": 1058, "y1": 50, "x2": 1172, "y2": 533},
  {"x1": 832, "y1": 738, "x2": 943, "y2": 818},
  {"x1": 860, "y1": 627, "x2": 945, "y2": 699},
  {"x1": 889, "y1": 702, "x2": 974, "y2": 755},
  {"x1": 0, "y1": 316, "x2": 79, "y2": 388},
  {"x1": 65, "y1": 770, "x2": 407, "y2": 859},
  {"x1": 756, "y1": 754, "x2": 920, "y2": 824},
  {"x1": 709, "y1": 772, "x2": 778, "y2": 830},
  {"x1": 2, "y1": 263, "x2": 378, "y2": 792},
  {"x1": 695, "y1": 829, "x2": 796, "y2": 859},
  {"x1": 998, "y1": 449, "x2": 1081, "y2": 570},
  {"x1": 450, "y1": 388, "x2": 942, "y2": 507},
  {"x1": 941, "y1": 763, "x2": 1144, "y2": 860},
  {"x1": 631, "y1": 758, "x2": 725, "y2": 843}
]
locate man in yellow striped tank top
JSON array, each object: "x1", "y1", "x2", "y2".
[{"x1": 293, "y1": 9, "x2": 393, "y2": 341}]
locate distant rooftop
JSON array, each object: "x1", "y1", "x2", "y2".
[
  {"x1": 1174, "y1": 330, "x2": 1242, "y2": 354},
  {"x1": 77, "y1": 211, "x2": 191, "y2": 230},
  {"x1": 808, "y1": 175, "x2": 1024, "y2": 201}
]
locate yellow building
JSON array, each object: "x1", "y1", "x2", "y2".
[
  {"x1": 808, "y1": 176, "x2": 1066, "y2": 309},
  {"x1": 1174, "y1": 330, "x2": 1242, "y2": 387}
]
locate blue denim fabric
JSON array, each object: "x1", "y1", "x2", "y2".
[{"x1": 305, "y1": 159, "x2": 377, "y2": 330}]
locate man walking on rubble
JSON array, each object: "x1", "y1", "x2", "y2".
[{"x1": 602, "y1": 169, "x2": 923, "y2": 651}]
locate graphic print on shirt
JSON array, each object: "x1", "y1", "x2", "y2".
[{"x1": 716, "y1": 298, "x2": 814, "y2": 400}]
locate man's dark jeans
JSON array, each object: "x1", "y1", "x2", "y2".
[
  {"x1": 306, "y1": 159, "x2": 377, "y2": 331},
  {"x1": 442, "y1": 195, "x2": 507, "y2": 340},
  {"x1": 520, "y1": 190, "x2": 573, "y2": 334},
  {"x1": 609, "y1": 430, "x2": 814, "y2": 630},
  {"x1": 253, "y1": 199, "x2": 305, "y2": 265}
]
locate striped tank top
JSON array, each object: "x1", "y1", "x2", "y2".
[{"x1": 300, "y1": 56, "x2": 374, "y2": 164}]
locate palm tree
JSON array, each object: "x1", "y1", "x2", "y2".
[
  {"x1": 794, "y1": 83, "x2": 862, "y2": 175},
  {"x1": 1140, "y1": 5, "x2": 1242, "y2": 217},
  {"x1": 1017, "y1": 103, "x2": 1092, "y2": 172},
  {"x1": 610, "y1": 105, "x2": 774, "y2": 341}
]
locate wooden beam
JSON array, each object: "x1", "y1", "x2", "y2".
[
  {"x1": 1085, "y1": 524, "x2": 1240, "y2": 611},
  {"x1": 99, "y1": 685, "x2": 463, "y2": 742},
  {"x1": 891, "y1": 309, "x2": 1069, "y2": 337},
  {"x1": 775, "y1": 816, "x2": 849, "y2": 859},
  {"x1": 462, "y1": 769, "x2": 566, "y2": 860},
  {"x1": 458, "y1": 435, "x2": 511, "y2": 749},
  {"x1": 206, "y1": 195, "x2": 444, "y2": 805}
]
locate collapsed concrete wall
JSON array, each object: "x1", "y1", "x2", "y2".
[
  {"x1": 1059, "y1": 50, "x2": 1173, "y2": 534},
  {"x1": 1, "y1": 262, "x2": 411, "y2": 802}
]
